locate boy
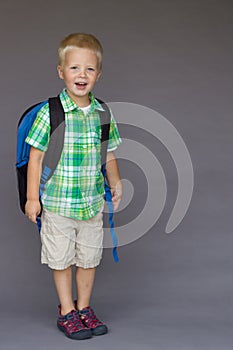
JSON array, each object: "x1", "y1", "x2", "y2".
[{"x1": 25, "y1": 33, "x2": 122, "y2": 340}]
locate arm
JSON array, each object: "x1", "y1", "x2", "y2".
[
  {"x1": 106, "y1": 151, "x2": 122, "y2": 211},
  {"x1": 25, "y1": 147, "x2": 45, "y2": 223}
]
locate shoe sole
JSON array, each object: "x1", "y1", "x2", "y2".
[
  {"x1": 92, "y1": 325, "x2": 108, "y2": 336},
  {"x1": 57, "y1": 323, "x2": 92, "y2": 340}
]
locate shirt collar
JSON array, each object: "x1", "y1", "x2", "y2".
[{"x1": 59, "y1": 88, "x2": 105, "y2": 113}]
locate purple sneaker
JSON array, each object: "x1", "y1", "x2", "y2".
[
  {"x1": 57, "y1": 305, "x2": 92, "y2": 340},
  {"x1": 78, "y1": 306, "x2": 108, "y2": 336}
]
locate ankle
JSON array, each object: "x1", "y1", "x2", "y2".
[
  {"x1": 60, "y1": 304, "x2": 75, "y2": 316},
  {"x1": 77, "y1": 304, "x2": 89, "y2": 311},
  {"x1": 61, "y1": 308, "x2": 74, "y2": 316}
]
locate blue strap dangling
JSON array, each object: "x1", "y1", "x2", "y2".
[
  {"x1": 36, "y1": 216, "x2": 41, "y2": 232},
  {"x1": 102, "y1": 162, "x2": 119, "y2": 263},
  {"x1": 104, "y1": 179, "x2": 119, "y2": 263}
]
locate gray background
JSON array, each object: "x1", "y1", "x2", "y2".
[{"x1": 0, "y1": 0, "x2": 232, "y2": 349}]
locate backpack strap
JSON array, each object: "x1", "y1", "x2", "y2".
[
  {"x1": 40, "y1": 96, "x2": 65, "y2": 190},
  {"x1": 96, "y1": 98, "x2": 111, "y2": 167},
  {"x1": 96, "y1": 99, "x2": 119, "y2": 263},
  {"x1": 37, "y1": 96, "x2": 65, "y2": 228}
]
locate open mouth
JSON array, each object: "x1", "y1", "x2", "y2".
[{"x1": 75, "y1": 82, "x2": 87, "y2": 86}]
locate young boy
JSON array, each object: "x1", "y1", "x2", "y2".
[{"x1": 25, "y1": 33, "x2": 122, "y2": 340}]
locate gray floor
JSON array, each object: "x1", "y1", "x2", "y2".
[
  {"x1": 1, "y1": 204, "x2": 232, "y2": 350},
  {"x1": 0, "y1": 0, "x2": 232, "y2": 349}
]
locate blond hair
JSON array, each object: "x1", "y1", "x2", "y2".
[{"x1": 58, "y1": 33, "x2": 103, "y2": 70}]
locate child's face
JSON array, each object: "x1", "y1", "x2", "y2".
[{"x1": 57, "y1": 47, "x2": 101, "y2": 106}]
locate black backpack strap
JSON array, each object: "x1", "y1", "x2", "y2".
[
  {"x1": 96, "y1": 98, "x2": 111, "y2": 167},
  {"x1": 49, "y1": 96, "x2": 65, "y2": 135},
  {"x1": 40, "y1": 96, "x2": 65, "y2": 185}
]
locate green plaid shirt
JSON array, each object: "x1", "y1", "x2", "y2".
[{"x1": 26, "y1": 89, "x2": 122, "y2": 220}]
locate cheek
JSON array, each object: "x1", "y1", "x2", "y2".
[
  {"x1": 63, "y1": 73, "x2": 73, "y2": 82},
  {"x1": 91, "y1": 75, "x2": 99, "y2": 84}
]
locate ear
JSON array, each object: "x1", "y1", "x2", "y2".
[{"x1": 57, "y1": 65, "x2": 64, "y2": 80}]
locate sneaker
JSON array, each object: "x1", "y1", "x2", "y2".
[
  {"x1": 57, "y1": 305, "x2": 92, "y2": 340},
  {"x1": 78, "y1": 306, "x2": 108, "y2": 336}
]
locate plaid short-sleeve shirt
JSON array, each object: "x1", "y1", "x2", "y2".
[{"x1": 25, "y1": 89, "x2": 122, "y2": 220}]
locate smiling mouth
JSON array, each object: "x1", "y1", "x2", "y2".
[{"x1": 75, "y1": 82, "x2": 87, "y2": 86}]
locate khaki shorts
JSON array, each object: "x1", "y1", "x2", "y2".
[{"x1": 40, "y1": 208, "x2": 104, "y2": 270}]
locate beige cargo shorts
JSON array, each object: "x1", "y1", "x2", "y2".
[{"x1": 40, "y1": 208, "x2": 104, "y2": 270}]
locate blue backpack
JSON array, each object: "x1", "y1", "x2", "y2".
[{"x1": 16, "y1": 96, "x2": 119, "y2": 262}]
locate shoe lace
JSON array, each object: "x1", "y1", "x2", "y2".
[
  {"x1": 64, "y1": 311, "x2": 85, "y2": 332},
  {"x1": 80, "y1": 308, "x2": 102, "y2": 328}
]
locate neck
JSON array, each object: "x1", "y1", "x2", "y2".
[{"x1": 66, "y1": 90, "x2": 91, "y2": 107}]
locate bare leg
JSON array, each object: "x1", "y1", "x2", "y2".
[
  {"x1": 53, "y1": 266, "x2": 74, "y2": 315},
  {"x1": 76, "y1": 267, "x2": 96, "y2": 310}
]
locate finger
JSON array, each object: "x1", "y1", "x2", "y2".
[
  {"x1": 31, "y1": 214, "x2": 37, "y2": 224},
  {"x1": 112, "y1": 192, "x2": 119, "y2": 201},
  {"x1": 113, "y1": 201, "x2": 120, "y2": 211},
  {"x1": 28, "y1": 214, "x2": 37, "y2": 224},
  {"x1": 113, "y1": 195, "x2": 121, "y2": 203}
]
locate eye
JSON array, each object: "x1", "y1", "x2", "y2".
[
  {"x1": 71, "y1": 66, "x2": 78, "y2": 70},
  {"x1": 87, "y1": 67, "x2": 95, "y2": 71}
]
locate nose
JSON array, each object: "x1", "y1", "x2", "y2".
[{"x1": 78, "y1": 68, "x2": 87, "y2": 77}]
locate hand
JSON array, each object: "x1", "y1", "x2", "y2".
[
  {"x1": 111, "y1": 182, "x2": 122, "y2": 211},
  {"x1": 25, "y1": 200, "x2": 41, "y2": 224}
]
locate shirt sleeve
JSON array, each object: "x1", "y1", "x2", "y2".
[
  {"x1": 107, "y1": 110, "x2": 122, "y2": 152},
  {"x1": 25, "y1": 103, "x2": 50, "y2": 152}
]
